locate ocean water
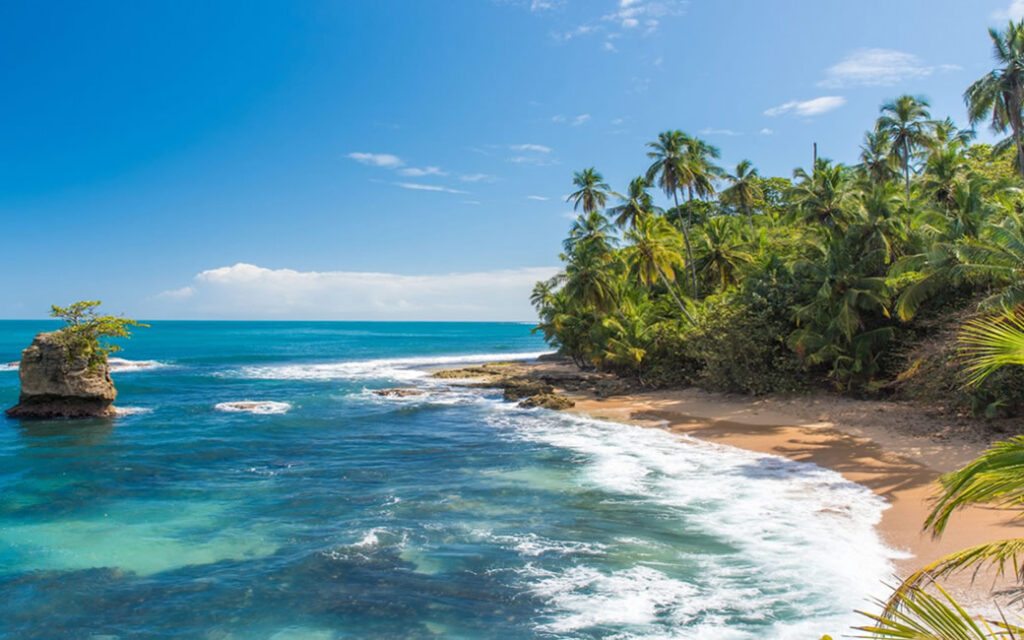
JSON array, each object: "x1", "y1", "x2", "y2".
[{"x1": 0, "y1": 321, "x2": 897, "y2": 639}]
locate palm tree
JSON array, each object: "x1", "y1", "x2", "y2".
[
  {"x1": 562, "y1": 243, "x2": 618, "y2": 314},
  {"x1": 877, "y1": 95, "x2": 933, "y2": 200},
  {"x1": 965, "y1": 20, "x2": 1024, "y2": 181},
  {"x1": 563, "y1": 210, "x2": 616, "y2": 255},
  {"x1": 622, "y1": 215, "x2": 695, "y2": 323},
  {"x1": 790, "y1": 159, "x2": 863, "y2": 229},
  {"x1": 646, "y1": 130, "x2": 700, "y2": 296},
  {"x1": 694, "y1": 217, "x2": 755, "y2": 290},
  {"x1": 721, "y1": 160, "x2": 763, "y2": 228},
  {"x1": 684, "y1": 135, "x2": 723, "y2": 202},
  {"x1": 609, "y1": 176, "x2": 657, "y2": 230},
  {"x1": 567, "y1": 167, "x2": 611, "y2": 214},
  {"x1": 858, "y1": 129, "x2": 899, "y2": 186},
  {"x1": 929, "y1": 116, "x2": 975, "y2": 153}
]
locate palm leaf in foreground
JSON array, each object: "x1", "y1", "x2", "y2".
[
  {"x1": 860, "y1": 584, "x2": 1022, "y2": 639},
  {"x1": 960, "y1": 310, "x2": 1024, "y2": 386}
]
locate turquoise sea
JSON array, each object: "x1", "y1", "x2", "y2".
[{"x1": 0, "y1": 321, "x2": 896, "y2": 639}]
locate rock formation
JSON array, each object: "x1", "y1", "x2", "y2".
[{"x1": 5, "y1": 332, "x2": 117, "y2": 419}]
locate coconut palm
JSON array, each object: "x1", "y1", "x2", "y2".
[
  {"x1": 965, "y1": 20, "x2": 1024, "y2": 181},
  {"x1": 694, "y1": 217, "x2": 755, "y2": 290},
  {"x1": 859, "y1": 129, "x2": 899, "y2": 186},
  {"x1": 609, "y1": 176, "x2": 657, "y2": 230},
  {"x1": 622, "y1": 214, "x2": 695, "y2": 322},
  {"x1": 959, "y1": 209, "x2": 1024, "y2": 312},
  {"x1": 567, "y1": 167, "x2": 612, "y2": 214},
  {"x1": 563, "y1": 210, "x2": 617, "y2": 255},
  {"x1": 877, "y1": 95, "x2": 934, "y2": 200},
  {"x1": 790, "y1": 159, "x2": 863, "y2": 229},
  {"x1": 646, "y1": 130, "x2": 700, "y2": 296},
  {"x1": 562, "y1": 243, "x2": 618, "y2": 314},
  {"x1": 684, "y1": 135, "x2": 723, "y2": 202},
  {"x1": 721, "y1": 160, "x2": 763, "y2": 228},
  {"x1": 929, "y1": 116, "x2": 975, "y2": 153}
]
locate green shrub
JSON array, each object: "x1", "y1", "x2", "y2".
[{"x1": 50, "y1": 301, "x2": 146, "y2": 370}]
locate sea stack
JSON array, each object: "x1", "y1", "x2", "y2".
[{"x1": 5, "y1": 332, "x2": 117, "y2": 419}]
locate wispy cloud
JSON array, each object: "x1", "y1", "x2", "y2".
[
  {"x1": 819, "y1": 49, "x2": 958, "y2": 88},
  {"x1": 459, "y1": 173, "x2": 497, "y2": 183},
  {"x1": 510, "y1": 143, "x2": 552, "y2": 153},
  {"x1": 760, "y1": 128, "x2": 774, "y2": 136},
  {"x1": 764, "y1": 96, "x2": 846, "y2": 117},
  {"x1": 347, "y1": 152, "x2": 403, "y2": 168},
  {"x1": 153, "y1": 262, "x2": 559, "y2": 321},
  {"x1": 395, "y1": 182, "x2": 468, "y2": 194},
  {"x1": 398, "y1": 166, "x2": 447, "y2": 177},
  {"x1": 699, "y1": 127, "x2": 741, "y2": 136},
  {"x1": 993, "y1": 0, "x2": 1024, "y2": 20},
  {"x1": 527, "y1": 195, "x2": 549, "y2": 201}
]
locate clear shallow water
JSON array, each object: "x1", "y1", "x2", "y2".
[{"x1": 0, "y1": 321, "x2": 896, "y2": 639}]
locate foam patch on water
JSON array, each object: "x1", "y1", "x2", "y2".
[
  {"x1": 485, "y1": 532, "x2": 606, "y2": 557},
  {"x1": 113, "y1": 406, "x2": 153, "y2": 416},
  {"x1": 355, "y1": 386, "x2": 490, "y2": 408},
  {"x1": 486, "y1": 409, "x2": 900, "y2": 639},
  {"x1": 227, "y1": 351, "x2": 551, "y2": 382},
  {"x1": 108, "y1": 358, "x2": 167, "y2": 373},
  {"x1": 214, "y1": 401, "x2": 292, "y2": 415},
  {"x1": 1, "y1": 358, "x2": 167, "y2": 373}
]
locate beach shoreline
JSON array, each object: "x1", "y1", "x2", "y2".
[{"x1": 434, "y1": 358, "x2": 1023, "y2": 609}]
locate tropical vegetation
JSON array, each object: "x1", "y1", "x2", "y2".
[
  {"x1": 532, "y1": 19, "x2": 1024, "y2": 420},
  {"x1": 50, "y1": 300, "x2": 145, "y2": 369}
]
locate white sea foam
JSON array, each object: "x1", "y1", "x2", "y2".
[
  {"x1": 1, "y1": 358, "x2": 167, "y2": 373},
  {"x1": 108, "y1": 358, "x2": 167, "y2": 373},
  {"x1": 226, "y1": 351, "x2": 552, "y2": 382},
  {"x1": 486, "y1": 409, "x2": 901, "y2": 639},
  {"x1": 214, "y1": 401, "x2": 292, "y2": 415},
  {"x1": 113, "y1": 406, "x2": 153, "y2": 416},
  {"x1": 485, "y1": 532, "x2": 606, "y2": 557}
]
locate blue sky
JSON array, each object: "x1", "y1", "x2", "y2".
[{"x1": 0, "y1": 0, "x2": 1020, "y2": 320}]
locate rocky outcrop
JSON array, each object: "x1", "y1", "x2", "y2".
[
  {"x1": 373, "y1": 388, "x2": 427, "y2": 397},
  {"x1": 518, "y1": 392, "x2": 575, "y2": 410},
  {"x1": 502, "y1": 378, "x2": 554, "y2": 401},
  {"x1": 5, "y1": 332, "x2": 117, "y2": 419}
]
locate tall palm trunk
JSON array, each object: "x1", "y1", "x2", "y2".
[
  {"x1": 673, "y1": 190, "x2": 699, "y2": 298},
  {"x1": 904, "y1": 137, "x2": 912, "y2": 201},
  {"x1": 656, "y1": 265, "x2": 695, "y2": 324}
]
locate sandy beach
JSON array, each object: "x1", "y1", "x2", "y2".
[{"x1": 438, "y1": 359, "x2": 1024, "y2": 610}]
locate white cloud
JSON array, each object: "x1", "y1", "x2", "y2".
[
  {"x1": 157, "y1": 286, "x2": 195, "y2": 300},
  {"x1": 699, "y1": 127, "x2": 741, "y2": 136},
  {"x1": 399, "y1": 166, "x2": 447, "y2": 177},
  {"x1": 764, "y1": 96, "x2": 846, "y2": 117},
  {"x1": 395, "y1": 182, "x2": 468, "y2": 194},
  {"x1": 760, "y1": 128, "x2": 774, "y2": 135},
  {"x1": 551, "y1": 114, "x2": 567, "y2": 123},
  {"x1": 527, "y1": 195, "x2": 549, "y2": 201},
  {"x1": 603, "y1": 40, "x2": 618, "y2": 52},
  {"x1": 572, "y1": 114, "x2": 591, "y2": 126},
  {"x1": 347, "y1": 152, "x2": 403, "y2": 168},
  {"x1": 152, "y1": 263, "x2": 558, "y2": 321},
  {"x1": 819, "y1": 49, "x2": 959, "y2": 88},
  {"x1": 459, "y1": 173, "x2": 497, "y2": 183},
  {"x1": 993, "y1": 0, "x2": 1024, "y2": 20},
  {"x1": 622, "y1": 17, "x2": 639, "y2": 28},
  {"x1": 508, "y1": 156, "x2": 558, "y2": 166},
  {"x1": 510, "y1": 143, "x2": 552, "y2": 153},
  {"x1": 620, "y1": 0, "x2": 642, "y2": 6},
  {"x1": 462, "y1": 200, "x2": 482, "y2": 205}
]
